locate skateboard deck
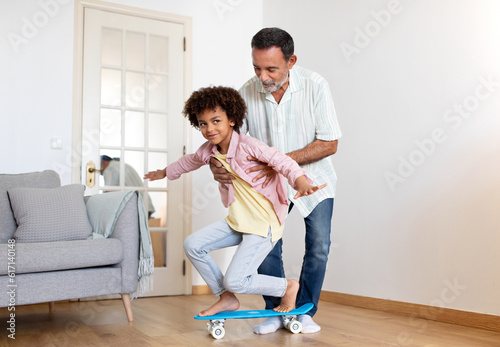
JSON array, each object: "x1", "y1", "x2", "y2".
[
  {"x1": 195, "y1": 303, "x2": 314, "y2": 339},
  {"x1": 195, "y1": 302, "x2": 314, "y2": 320}
]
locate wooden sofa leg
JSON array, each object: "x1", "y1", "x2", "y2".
[
  {"x1": 121, "y1": 294, "x2": 134, "y2": 322},
  {"x1": 48, "y1": 302, "x2": 55, "y2": 313}
]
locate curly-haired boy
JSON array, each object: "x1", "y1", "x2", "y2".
[{"x1": 144, "y1": 86, "x2": 326, "y2": 317}]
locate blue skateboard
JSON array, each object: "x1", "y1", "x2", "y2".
[{"x1": 194, "y1": 303, "x2": 314, "y2": 339}]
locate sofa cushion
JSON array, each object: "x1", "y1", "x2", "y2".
[
  {"x1": 0, "y1": 170, "x2": 60, "y2": 243},
  {"x1": 0, "y1": 238, "x2": 124, "y2": 275},
  {"x1": 8, "y1": 184, "x2": 93, "y2": 243}
]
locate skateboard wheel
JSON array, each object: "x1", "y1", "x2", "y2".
[
  {"x1": 287, "y1": 320, "x2": 302, "y2": 334},
  {"x1": 210, "y1": 325, "x2": 225, "y2": 339}
]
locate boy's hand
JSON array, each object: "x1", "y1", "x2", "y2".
[
  {"x1": 144, "y1": 169, "x2": 166, "y2": 181},
  {"x1": 293, "y1": 175, "x2": 327, "y2": 199}
]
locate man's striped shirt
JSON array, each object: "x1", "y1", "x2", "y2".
[{"x1": 239, "y1": 65, "x2": 342, "y2": 217}]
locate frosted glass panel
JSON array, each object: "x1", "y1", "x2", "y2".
[
  {"x1": 101, "y1": 69, "x2": 122, "y2": 106},
  {"x1": 126, "y1": 31, "x2": 145, "y2": 69},
  {"x1": 149, "y1": 75, "x2": 168, "y2": 110},
  {"x1": 149, "y1": 191, "x2": 167, "y2": 227},
  {"x1": 99, "y1": 149, "x2": 121, "y2": 187},
  {"x1": 100, "y1": 109, "x2": 121, "y2": 147},
  {"x1": 125, "y1": 111, "x2": 144, "y2": 147},
  {"x1": 101, "y1": 28, "x2": 122, "y2": 66},
  {"x1": 148, "y1": 152, "x2": 168, "y2": 189},
  {"x1": 149, "y1": 35, "x2": 168, "y2": 72},
  {"x1": 99, "y1": 149, "x2": 121, "y2": 162},
  {"x1": 126, "y1": 72, "x2": 145, "y2": 108},
  {"x1": 124, "y1": 150, "x2": 145, "y2": 183},
  {"x1": 148, "y1": 113, "x2": 167, "y2": 149}
]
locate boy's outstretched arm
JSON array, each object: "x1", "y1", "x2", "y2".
[
  {"x1": 144, "y1": 169, "x2": 166, "y2": 181},
  {"x1": 293, "y1": 176, "x2": 327, "y2": 199}
]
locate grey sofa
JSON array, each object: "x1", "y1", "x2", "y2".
[{"x1": 0, "y1": 170, "x2": 140, "y2": 321}]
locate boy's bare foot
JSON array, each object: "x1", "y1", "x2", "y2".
[
  {"x1": 198, "y1": 291, "x2": 240, "y2": 317},
  {"x1": 273, "y1": 279, "x2": 299, "y2": 313}
]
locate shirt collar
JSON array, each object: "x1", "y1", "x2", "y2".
[{"x1": 288, "y1": 66, "x2": 303, "y2": 93}]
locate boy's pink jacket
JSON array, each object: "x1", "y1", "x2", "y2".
[{"x1": 166, "y1": 130, "x2": 310, "y2": 225}]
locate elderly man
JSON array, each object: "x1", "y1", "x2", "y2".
[{"x1": 211, "y1": 27, "x2": 342, "y2": 334}]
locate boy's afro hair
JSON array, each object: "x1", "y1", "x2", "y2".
[{"x1": 182, "y1": 86, "x2": 247, "y2": 132}]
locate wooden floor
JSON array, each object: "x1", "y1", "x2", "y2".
[{"x1": 1, "y1": 295, "x2": 499, "y2": 346}]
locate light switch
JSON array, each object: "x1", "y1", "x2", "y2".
[{"x1": 50, "y1": 137, "x2": 63, "y2": 149}]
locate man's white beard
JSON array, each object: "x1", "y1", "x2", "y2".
[{"x1": 262, "y1": 70, "x2": 289, "y2": 93}]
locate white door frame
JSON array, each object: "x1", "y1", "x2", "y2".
[{"x1": 71, "y1": 0, "x2": 193, "y2": 295}]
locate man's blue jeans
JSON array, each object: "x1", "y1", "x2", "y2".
[{"x1": 257, "y1": 198, "x2": 334, "y2": 317}]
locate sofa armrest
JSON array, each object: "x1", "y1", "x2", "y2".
[{"x1": 108, "y1": 194, "x2": 140, "y2": 294}]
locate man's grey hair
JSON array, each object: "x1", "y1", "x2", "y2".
[{"x1": 251, "y1": 27, "x2": 294, "y2": 61}]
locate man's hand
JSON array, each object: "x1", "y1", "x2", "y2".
[
  {"x1": 209, "y1": 157, "x2": 234, "y2": 184},
  {"x1": 245, "y1": 156, "x2": 278, "y2": 188},
  {"x1": 144, "y1": 169, "x2": 166, "y2": 181}
]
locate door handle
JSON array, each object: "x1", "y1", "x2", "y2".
[{"x1": 86, "y1": 161, "x2": 100, "y2": 187}]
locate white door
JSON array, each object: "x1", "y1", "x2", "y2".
[{"x1": 80, "y1": 8, "x2": 187, "y2": 296}]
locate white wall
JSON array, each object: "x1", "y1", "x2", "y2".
[
  {"x1": 264, "y1": 0, "x2": 500, "y2": 316},
  {"x1": 0, "y1": 0, "x2": 75, "y2": 177}
]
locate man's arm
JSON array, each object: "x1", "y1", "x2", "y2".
[
  {"x1": 287, "y1": 139, "x2": 338, "y2": 165},
  {"x1": 246, "y1": 139, "x2": 338, "y2": 187}
]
